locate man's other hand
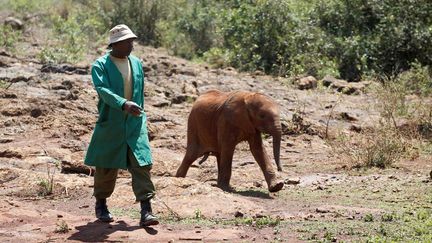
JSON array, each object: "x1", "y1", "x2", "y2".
[{"x1": 123, "y1": 101, "x2": 142, "y2": 116}]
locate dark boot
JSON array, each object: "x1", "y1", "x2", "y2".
[
  {"x1": 95, "y1": 198, "x2": 114, "y2": 222},
  {"x1": 140, "y1": 200, "x2": 159, "y2": 227}
]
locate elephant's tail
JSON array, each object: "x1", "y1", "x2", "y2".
[{"x1": 198, "y1": 153, "x2": 210, "y2": 165}]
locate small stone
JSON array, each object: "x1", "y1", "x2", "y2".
[
  {"x1": 234, "y1": 211, "x2": 244, "y2": 218},
  {"x1": 316, "y1": 185, "x2": 325, "y2": 190},
  {"x1": 284, "y1": 177, "x2": 301, "y2": 185},
  {"x1": 296, "y1": 76, "x2": 317, "y2": 90},
  {"x1": 4, "y1": 17, "x2": 23, "y2": 30},
  {"x1": 316, "y1": 208, "x2": 330, "y2": 213},
  {"x1": 349, "y1": 124, "x2": 362, "y2": 133},
  {"x1": 340, "y1": 112, "x2": 358, "y2": 121}
]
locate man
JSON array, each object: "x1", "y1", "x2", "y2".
[{"x1": 85, "y1": 24, "x2": 158, "y2": 227}]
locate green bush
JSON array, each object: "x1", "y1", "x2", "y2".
[
  {"x1": 4, "y1": 0, "x2": 432, "y2": 82},
  {"x1": 4, "y1": 0, "x2": 52, "y2": 14},
  {"x1": 396, "y1": 62, "x2": 432, "y2": 96},
  {"x1": 314, "y1": 0, "x2": 432, "y2": 81},
  {"x1": 219, "y1": 0, "x2": 297, "y2": 74},
  {"x1": 0, "y1": 25, "x2": 21, "y2": 52},
  {"x1": 38, "y1": 2, "x2": 108, "y2": 64},
  {"x1": 109, "y1": 0, "x2": 168, "y2": 47}
]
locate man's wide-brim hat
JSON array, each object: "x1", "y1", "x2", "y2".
[{"x1": 108, "y1": 24, "x2": 137, "y2": 45}]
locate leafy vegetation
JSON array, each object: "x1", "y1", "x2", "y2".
[
  {"x1": 2, "y1": 0, "x2": 431, "y2": 81},
  {"x1": 0, "y1": 25, "x2": 21, "y2": 52},
  {"x1": 54, "y1": 220, "x2": 69, "y2": 233}
]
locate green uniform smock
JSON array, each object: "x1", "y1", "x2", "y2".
[{"x1": 85, "y1": 53, "x2": 152, "y2": 169}]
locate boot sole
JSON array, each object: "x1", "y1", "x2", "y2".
[
  {"x1": 97, "y1": 217, "x2": 114, "y2": 222},
  {"x1": 140, "y1": 220, "x2": 159, "y2": 227}
]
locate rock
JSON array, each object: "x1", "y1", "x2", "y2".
[
  {"x1": 61, "y1": 160, "x2": 94, "y2": 175},
  {"x1": 339, "y1": 112, "x2": 358, "y2": 121},
  {"x1": 0, "y1": 137, "x2": 14, "y2": 143},
  {"x1": 316, "y1": 185, "x2": 326, "y2": 190},
  {"x1": 182, "y1": 83, "x2": 198, "y2": 95},
  {"x1": 321, "y1": 75, "x2": 367, "y2": 95},
  {"x1": 0, "y1": 92, "x2": 17, "y2": 99},
  {"x1": 234, "y1": 211, "x2": 244, "y2": 218},
  {"x1": 30, "y1": 108, "x2": 42, "y2": 118},
  {"x1": 316, "y1": 208, "x2": 330, "y2": 213},
  {"x1": 0, "y1": 55, "x2": 15, "y2": 67},
  {"x1": 41, "y1": 63, "x2": 89, "y2": 75},
  {"x1": 143, "y1": 65, "x2": 152, "y2": 72},
  {"x1": 178, "y1": 68, "x2": 197, "y2": 76},
  {"x1": 171, "y1": 94, "x2": 195, "y2": 104},
  {"x1": 0, "y1": 149, "x2": 23, "y2": 158},
  {"x1": 349, "y1": 124, "x2": 362, "y2": 133},
  {"x1": 4, "y1": 17, "x2": 24, "y2": 30},
  {"x1": 295, "y1": 76, "x2": 317, "y2": 90},
  {"x1": 322, "y1": 75, "x2": 338, "y2": 87},
  {"x1": 284, "y1": 177, "x2": 301, "y2": 185}
]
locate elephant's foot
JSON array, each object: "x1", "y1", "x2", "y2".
[
  {"x1": 217, "y1": 182, "x2": 234, "y2": 192},
  {"x1": 268, "y1": 180, "x2": 284, "y2": 192},
  {"x1": 175, "y1": 168, "x2": 187, "y2": 177}
]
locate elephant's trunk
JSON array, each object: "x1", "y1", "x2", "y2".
[{"x1": 272, "y1": 126, "x2": 282, "y2": 172}]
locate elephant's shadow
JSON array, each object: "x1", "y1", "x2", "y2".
[{"x1": 232, "y1": 189, "x2": 273, "y2": 199}]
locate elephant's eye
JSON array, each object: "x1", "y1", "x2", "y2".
[{"x1": 259, "y1": 113, "x2": 266, "y2": 119}]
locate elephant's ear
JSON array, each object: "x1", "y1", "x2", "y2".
[
  {"x1": 243, "y1": 93, "x2": 260, "y2": 128},
  {"x1": 224, "y1": 92, "x2": 256, "y2": 132},
  {"x1": 244, "y1": 93, "x2": 259, "y2": 120}
]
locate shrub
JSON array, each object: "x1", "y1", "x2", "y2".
[
  {"x1": 314, "y1": 0, "x2": 432, "y2": 80},
  {"x1": 109, "y1": 0, "x2": 167, "y2": 47},
  {"x1": 396, "y1": 62, "x2": 432, "y2": 96},
  {"x1": 38, "y1": 2, "x2": 108, "y2": 64},
  {"x1": 0, "y1": 25, "x2": 21, "y2": 52}
]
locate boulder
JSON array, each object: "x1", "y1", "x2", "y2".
[
  {"x1": 295, "y1": 76, "x2": 317, "y2": 90},
  {"x1": 4, "y1": 17, "x2": 23, "y2": 30}
]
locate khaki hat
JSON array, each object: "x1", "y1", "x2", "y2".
[{"x1": 108, "y1": 24, "x2": 137, "y2": 45}]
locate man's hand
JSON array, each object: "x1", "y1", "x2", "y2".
[{"x1": 123, "y1": 101, "x2": 143, "y2": 116}]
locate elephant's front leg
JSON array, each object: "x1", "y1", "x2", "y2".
[
  {"x1": 217, "y1": 140, "x2": 236, "y2": 191},
  {"x1": 248, "y1": 133, "x2": 284, "y2": 192}
]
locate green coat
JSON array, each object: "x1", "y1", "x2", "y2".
[{"x1": 84, "y1": 53, "x2": 152, "y2": 169}]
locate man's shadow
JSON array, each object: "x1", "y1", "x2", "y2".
[{"x1": 68, "y1": 220, "x2": 157, "y2": 242}]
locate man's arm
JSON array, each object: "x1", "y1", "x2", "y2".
[{"x1": 91, "y1": 63, "x2": 127, "y2": 110}]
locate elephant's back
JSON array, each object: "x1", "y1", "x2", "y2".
[{"x1": 193, "y1": 90, "x2": 229, "y2": 111}]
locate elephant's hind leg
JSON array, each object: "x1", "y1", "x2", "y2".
[
  {"x1": 216, "y1": 145, "x2": 235, "y2": 191},
  {"x1": 175, "y1": 144, "x2": 201, "y2": 177}
]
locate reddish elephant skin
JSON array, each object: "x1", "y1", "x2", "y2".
[{"x1": 175, "y1": 90, "x2": 284, "y2": 193}]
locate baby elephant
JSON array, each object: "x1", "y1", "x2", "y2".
[{"x1": 175, "y1": 90, "x2": 284, "y2": 192}]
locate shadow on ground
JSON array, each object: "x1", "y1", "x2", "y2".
[{"x1": 68, "y1": 220, "x2": 157, "y2": 242}]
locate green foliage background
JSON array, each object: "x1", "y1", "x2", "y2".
[{"x1": 1, "y1": 0, "x2": 431, "y2": 83}]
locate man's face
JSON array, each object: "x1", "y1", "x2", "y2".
[{"x1": 111, "y1": 38, "x2": 135, "y2": 57}]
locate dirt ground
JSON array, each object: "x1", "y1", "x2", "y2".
[{"x1": 1, "y1": 38, "x2": 432, "y2": 242}]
